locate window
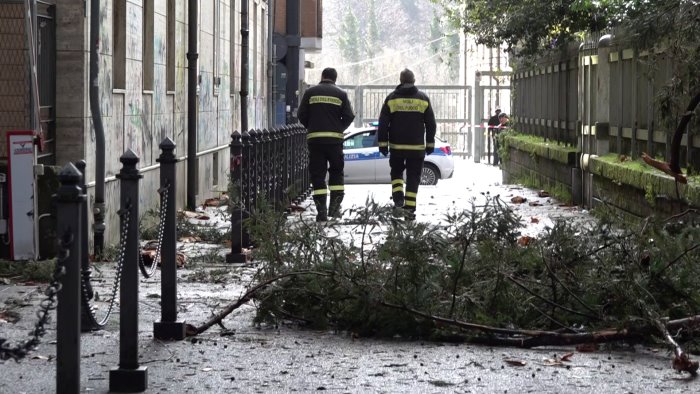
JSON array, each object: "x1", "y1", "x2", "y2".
[
  {"x1": 343, "y1": 131, "x2": 377, "y2": 149},
  {"x1": 166, "y1": 0, "x2": 175, "y2": 91},
  {"x1": 113, "y1": 0, "x2": 126, "y2": 90},
  {"x1": 143, "y1": 0, "x2": 154, "y2": 91}
]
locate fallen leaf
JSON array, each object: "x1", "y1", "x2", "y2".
[
  {"x1": 618, "y1": 154, "x2": 629, "y2": 162},
  {"x1": 32, "y1": 355, "x2": 49, "y2": 360},
  {"x1": 179, "y1": 236, "x2": 201, "y2": 243},
  {"x1": 537, "y1": 190, "x2": 550, "y2": 198},
  {"x1": 511, "y1": 196, "x2": 527, "y2": 204},
  {"x1": 543, "y1": 358, "x2": 564, "y2": 366},
  {"x1": 517, "y1": 236, "x2": 534, "y2": 246},
  {"x1": 195, "y1": 214, "x2": 210, "y2": 220},
  {"x1": 504, "y1": 359, "x2": 527, "y2": 367},
  {"x1": 530, "y1": 217, "x2": 539, "y2": 224},
  {"x1": 528, "y1": 201, "x2": 542, "y2": 207},
  {"x1": 560, "y1": 352, "x2": 574, "y2": 362}
]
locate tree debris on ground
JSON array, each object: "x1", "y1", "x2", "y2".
[{"x1": 191, "y1": 195, "x2": 700, "y2": 376}]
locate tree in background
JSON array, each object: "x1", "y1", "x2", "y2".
[
  {"x1": 337, "y1": 7, "x2": 362, "y2": 84},
  {"x1": 363, "y1": 0, "x2": 382, "y2": 77},
  {"x1": 429, "y1": 12, "x2": 460, "y2": 81}
]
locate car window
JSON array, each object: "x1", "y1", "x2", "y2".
[{"x1": 343, "y1": 131, "x2": 377, "y2": 149}]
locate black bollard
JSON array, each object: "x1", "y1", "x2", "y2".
[
  {"x1": 110, "y1": 149, "x2": 148, "y2": 392},
  {"x1": 55, "y1": 163, "x2": 85, "y2": 394},
  {"x1": 154, "y1": 138, "x2": 187, "y2": 340},
  {"x1": 227, "y1": 131, "x2": 247, "y2": 263}
]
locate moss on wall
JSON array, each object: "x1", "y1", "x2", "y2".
[
  {"x1": 589, "y1": 154, "x2": 700, "y2": 207},
  {"x1": 502, "y1": 133, "x2": 578, "y2": 166}
]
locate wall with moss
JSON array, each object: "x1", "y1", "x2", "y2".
[
  {"x1": 589, "y1": 155, "x2": 700, "y2": 217},
  {"x1": 501, "y1": 133, "x2": 700, "y2": 218},
  {"x1": 501, "y1": 134, "x2": 579, "y2": 204}
]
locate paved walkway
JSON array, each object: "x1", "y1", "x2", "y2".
[{"x1": 0, "y1": 159, "x2": 695, "y2": 393}]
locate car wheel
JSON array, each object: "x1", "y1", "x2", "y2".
[{"x1": 420, "y1": 163, "x2": 439, "y2": 185}]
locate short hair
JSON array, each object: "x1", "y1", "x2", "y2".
[
  {"x1": 321, "y1": 68, "x2": 338, "y2": 82},
  {"x1": 399, "y1": 69, "x2": 415, "y2": 84},
  {"x1": 495, "y1": 109, "x2": 501, "y2": 114},
  {"x1": 498, "y1": 112, "x2": 508, "y2": 119}
]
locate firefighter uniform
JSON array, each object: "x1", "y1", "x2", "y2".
[
  {"x1": 377, "y1": 80, "x2": 436, "y2": 217},
  {"x1": 298, "y1": 78, "x2": 355, "y2": 221}
]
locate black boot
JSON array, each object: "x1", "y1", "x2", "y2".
[
  {"x1": 328, "y1": 192, "x2": 344, "y2": 219},
  {"x1": 314, "y1": 195, "x2": 328, "y2": 222},
  {"x1": 392, "y1": 191, "x2": 405, "y2": 208}
]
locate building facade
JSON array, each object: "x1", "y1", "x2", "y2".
[{"x1": 0, "y1": 0, "x2": 322, "y2": 252}]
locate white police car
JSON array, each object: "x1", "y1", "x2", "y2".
[{"x1": 342, "y1": 123, "x2": 454, "y2": 185}]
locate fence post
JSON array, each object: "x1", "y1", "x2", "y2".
[
  {"x1": 227, "y1": 131, "x2": 247, "y2": 263},
  {"x1": 110, "y1": 149, "x2": 148, "y2": 392},
  {"x1": 249, "y1": 129, "x2": 259, "y2": 211},
  {"x1": 154, "y1": 138, "x2": 186, "y2": 340},
  {"x1": 55, "y1": 163, "x2": 85, "y2": 394},
  {"x1": 74, "y1": 160, "x2": 98, "y2": 332}
]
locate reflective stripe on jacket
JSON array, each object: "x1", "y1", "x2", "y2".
[
  {"x1": 377, "y1": 83, "x2": 437, "y2": 158},
  {"x1": 298, "y1": 81, "x2": 355, "y2": 145}
]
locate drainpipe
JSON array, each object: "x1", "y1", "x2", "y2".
[
  {"x1": 241, "y1": 0, "x2": 249, "y2": 131},
  {"x1": 267, "y1": 0, "x2": 275, "y2": 127},
  {"x1": 89, "y1": 0, "x2": 106, "y2": 255},
  {"x1": 285, "y1": 0, "x2": 300, "y2": 124},
  {"x1": 186, "y1": 0, "x2": 198, "y2": 210}
]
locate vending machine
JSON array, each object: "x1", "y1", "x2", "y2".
[{"x1": 6, "y1": 131, "x2": 37, "y2": 261}]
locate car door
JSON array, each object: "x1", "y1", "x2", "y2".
[{"x1": 343, "y1": 130, "x2": 379, "y2": 183}]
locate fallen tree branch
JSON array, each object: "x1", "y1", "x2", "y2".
[
  {"x1": 654, "y1": 318, "x2": 699, "y2": 376},
  {"x1": 187, "y1": 270, "x2": 331, "y2": 336},
  {"x1": 379, "y1": 300, "x2": 638, "y2": 347}
]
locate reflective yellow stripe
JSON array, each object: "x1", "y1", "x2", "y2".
[
  {"x1": 426, "y1": 143, "x2": 435, "y2": 148},
  {"x1": 389, "y1": 143, "x2": 425, "y2": 151},
  {"x1": 307, "y1": 132, "x2": 344, "y2": 139},
  {"x1": 406, "y1": 192, "x2": 417, "y2": 198},
  {"x1": 387, "y1": 98, "x2": 429, "y2": 113},
  {"x1": 313, "y1": 189, "x2": 328, "y2": 195},
  {"x1": 392, "y1": 186, "x2": 404, "y2": 193},
  {"x1": 329, "y1": 185, "x2": 345, "y2": 191},
  {"x1": 378, "y1": 141, "x2": 389, "y2": 147},
  {"x1": 309, "y1": 96, "x2": 342, "y2": 106},
  {"x1": 391, "y1": 179, "x2": 404, "y2": 185},
  {"x1": 404, "y1": 200, "x2": 416, "y2": 207}
]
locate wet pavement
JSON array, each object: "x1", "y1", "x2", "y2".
[{"x1": 1, "y1": 158, "x2": 697, "y2": 393}]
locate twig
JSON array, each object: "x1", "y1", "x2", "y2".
[
  {"x1": 190, "y1": 270, "x2": 331, "y2": 335},
  {"x1": 658, "y1": 243, "x2": 700, "y2": 274},
  {"x1": 507, "y1": 275, "x2": 599, "y2": 320},
  {"x1": 540, "y1": 251, "x2": 600, "y2": 317}
]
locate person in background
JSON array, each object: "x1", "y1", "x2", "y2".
[
  {"x1": 493, "y1": 112, "x2": 510, "y2": 166},
  {"x1": 298, "y1": 68, "x2": 355, "y2": 222},
  {"x1": 487, "y1": 108, "x2": 501, "y2": 165},
  {"x1": 377, "y1": 69, "x2": 437, "y2": 220}
]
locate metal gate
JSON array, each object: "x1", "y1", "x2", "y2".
[
  {"x1": 473, "y1": 71, "x2": 512, "y2": 163},
  {"x1": 339, "y1": 85, "x2": 473, "y2": 156}
]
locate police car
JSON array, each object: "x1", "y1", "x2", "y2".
[{"x1": 342, "y1": 122, "x2": 454, "y2": 185}]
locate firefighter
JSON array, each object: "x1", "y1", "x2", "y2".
[
  {"x1": 298, "y1": 68, "x2": 355, "y2": 222},
  {"x1": 377, "y1": 69, "x2": 437, "y2": 219}
]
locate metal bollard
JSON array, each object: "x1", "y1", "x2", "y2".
[
  {"x1": 74, "y1": 160, "x2": 99, "y2": 332},
  {"x1": 55, "y1": 163, "x2": 85, "y2": 394},
  {"x1": 109, "y1": 150, "x2": 148, "y2": 392},
  {"x1": 227, "y1": 131, "x2": 247, "y2": 263},
  {"x1": 154, "y1": 138, "x2": 187, "y2": 340}
]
